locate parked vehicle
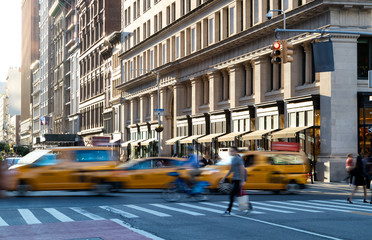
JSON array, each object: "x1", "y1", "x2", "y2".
[
  {"x1": 200, "y1": 151, "x2": 310, "y2": 194},
  {"x1": 8, "y1": 147, "x2": 120, "y2": 195}
]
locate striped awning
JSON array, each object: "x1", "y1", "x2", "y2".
[
  {"x1": 122, "y1": 140, "x2": 135, "y2": 147},
  {"x1": 242, "y1": 129, "x2": 276, "y2": 140},
  {"x1": 179, "y1": 135, "x2": 203, "y2": 144},
  {"x1": 218, "y1": 132, "x2": 245, "y2": 142},
  {"x1": 165, "y1": 136, "x2": 187, "y2": 145},
  {"x1": 141, "y1": 138, "x2": 157, "y2": 146},
  {"x1": 197, "y1": 133, "x2": 225, "y2": 143},
  {"x1": 271, "y1": 126, "x2": 311, "y2": 139}
]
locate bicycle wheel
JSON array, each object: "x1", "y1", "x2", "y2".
[
  {"x1": 162, "y1": 183, "x2": 182, "y2": 202},
  {"x1": 194, "y1": 188, "x2": 210, "y2": 202}
]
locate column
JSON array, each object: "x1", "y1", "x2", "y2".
[
  {"x1": 160, "y1": 88, "x2": 171, "y2": 156},
  {"x1": 243, "y1": 61, "x2": 253, "y2": 96},
  {"x1": 318, "y1": 35, "x2": 359, "y2": 182},
  {"x1": 303, "y1": 43, "x2": 313, "y2": 84},
  {"x1": 253, "y1": 56, "x2": 268, "y2": 104},
  {"x1": 222, "y1": 69, "x2": 229, "y2": 101},
  {"x1": 150, "y1": 92, "x2": 157, "y2": 121},
  {"x1": 203, "y1": 76, "x2": 209, "y2": 105},
  {"x1": 139, "y1": 96, "x2": 145, "y2": 123},
  {"x1": 130, "y1": 99, "x2": 135, "y2": 125},
  {"x1": 173, "y1": 83, "x2": 184, "y2": 138},
  {"x1": 283, "y1": 57, "x2": 295, "y2": 99},
  {"x1": 121, "y1": 101, "x2": 129, "y2": 141},
  {"x1": 208, "y1": 71, "x2": 220, "y2": 111},
  {"x1": 229, "y1": 64, "x2": 244, "y2": 108},
  {"x1": 191, "y1": 77, "x2": 202, "y2": 115}
]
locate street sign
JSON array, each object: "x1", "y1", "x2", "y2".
[{"x1": 154, "y1": 108, "x2": 165, "y2": 116}]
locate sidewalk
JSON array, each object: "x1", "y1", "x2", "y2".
[{"x1": 0, "y1": 219, "x2": 163, "y2": 240}]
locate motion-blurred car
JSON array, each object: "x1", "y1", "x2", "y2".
[
  {"x1": 199, "y1": 151, "x2": 310, "y2": 194},
  {"x1": 5, "y1": 157, "x2": 21, "y2": 168},
  {"x1": 7, "y1": 147, "x2": 120, "y2": 195},
  {"x1": 91, "y1": 157, "x2": 195, "y2": 189}
]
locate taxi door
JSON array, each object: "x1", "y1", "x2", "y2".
[
  {"x1": 144, "y1": 159, "x2": 178, "y2": 188},
  {"x1": 30, "y1": 154, "x2": 72, "y2": 190},
  {"x1": 244, "y1": 154, "x2": 278, "y2": 190},
  {"x1": 124, "y1": 160, "x2": 153, "y2": 188}
]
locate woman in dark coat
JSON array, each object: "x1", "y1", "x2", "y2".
[{"x1": 347, "y1": 155, "x2": 367, "y2": 204}]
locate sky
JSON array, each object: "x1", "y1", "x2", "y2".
[{"x1": 0, "y1": 1, "x2": 21, "y2": 83}]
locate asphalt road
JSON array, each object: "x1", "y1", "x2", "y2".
[{"x1": 0, "y1": 182, "x2": 371, "y2": 240}]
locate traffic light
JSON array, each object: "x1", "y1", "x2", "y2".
[
  {"x1": 282, "y1": 40, "x2": 294, "y2": 63},
  {"x1": 271, "y1": 40, "x2": 283, "y2": 64}
]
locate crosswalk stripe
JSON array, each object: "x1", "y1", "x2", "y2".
[
  {"x1": 332, "y1": 199, "x2": 371, "y2": 206},
  {"x1": 268, "y1": 201, "x2": 347, "y2": 212},
  {"x1": 221, "y1": 201, "x2": 294, "y2": 214},
  {"x1": 70, "y1": 207, "x2": 105, "y2": 220},
  {"x1": 177, "y1": 203, "x2": 223, "y2": 213},
  {"x1": 125, "y1": 205, "x2": 171, "y2": 217},
  {"x1": 253, "y1": 202, "x2": 322, "y2": 213},
  {"x1": 150, "y1": 204, "x2": 205, "y2": 216},
  {"x1": 312, "y1": 200, "x2": 372, "y2": 211},
  {"x1": 0, "y1": 217, "x2": 9, "y2": 226},
  {"x1": 290, "y1": 200, "x2": 372, "y2": 212},
  {"x1": 18, "y1": 209, "x2": 41, "y2": 224},
  {"x1": 100, "y1": 206, "x2": 138, "y2": 218},
  {"x1": 201, "y1": 202, "x2": 264, "y2": 214},
  {"x1": 44, "y1": 208, "x2": 74, "y2": 222}
]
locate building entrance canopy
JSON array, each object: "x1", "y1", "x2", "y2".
[{"x1": 141, "y1": 138, "x2": 157, "y2": 146}]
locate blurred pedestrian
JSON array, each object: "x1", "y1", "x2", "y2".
[
  {"x1": 347, "y1": 155, "x2": 368, "y2": 204},
  {"x1": 345, "y1": 153, "x2": 354, "y2": 184},
  {"x1": 184, "y1": 147, "x2": 201, "y2": 186},
  {"x1": 221, "y1": 146, "x2": 245, "y2": 216},
  {"x1": 363, "y1": 156, "x2": 372, "y2": 204},
  {"x1": 0, "y1": 159, "x2": 7, "y2": 198}
]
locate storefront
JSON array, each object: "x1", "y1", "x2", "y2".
[
  {"x1": 358, "y1": 93, "x2": 372, "y2": 156},
  {"x1": 242, "y1": 101, "x2": 284, "y2": 150},
  {"x1": 140, "y1": 123, "x2": 159, "y2": 157},
  {"x1": 218, "y1": 106, "x2": 255, "y2": 148},
  {"x1": 165, "y1": 116, "x2": 190, "y2": 157}
]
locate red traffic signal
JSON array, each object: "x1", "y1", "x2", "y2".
[{"x1": 271, "y1": 40, "x2": 283, "y2": 64}]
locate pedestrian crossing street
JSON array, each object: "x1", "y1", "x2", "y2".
[{"x1": 1, "y1": 199, "x2": 372, "y2": 227}]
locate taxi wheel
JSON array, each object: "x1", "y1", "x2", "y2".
[
  {"x1": 94, "y1": 182, "x2": 112, "y2": 195},
  {"x1": 17, "y1": 181, "x2": 30, "y2": 197},
  {"x1": 218, "y1": 181, "x2": 232, "y2": 195},
  {"x1": 286, "y1": 180, "x2": 300, "y2": 194}
]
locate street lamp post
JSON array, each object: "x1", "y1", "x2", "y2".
[{"x1": 154, "y1": 71, "x2": 162, "y2": 157}]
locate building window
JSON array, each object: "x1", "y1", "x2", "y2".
[
  {"x1": 162, "y1": 43, "x2": 166, "y2": 64},
  {"x1": 358, "y1": 38, "x2": 372, "y2": 79},
  {"x1": 191, "y1": 28, "x2": 196, "y2": 52},
  {"x1": 176, "y1": 36, "x2": 180, "y2": 59},
  {"x1": 229, "y1": 7, "x2": 235, "y2": 35},
  {"x1": 209, "y1": 18, "x2": 214, "y2": 44},
  {"x1": 150, "y1": 50, "x2": 154, "y2": 69}
]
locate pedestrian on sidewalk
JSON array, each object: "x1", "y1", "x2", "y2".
[
  {"x1": 221, "y1": 146, "x2": 245, "y2": 216},
  {"x1": 347, "y1": 155, "x2": 368, "y2": 204}
]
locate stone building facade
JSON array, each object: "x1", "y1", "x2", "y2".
[
  {"x1": 118, "y1": 0, "x2": 372, "y2": 181},
  {"x1": 76, "y1": 0, "x2": 121, "y2": 144}
]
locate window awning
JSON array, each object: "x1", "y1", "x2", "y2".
[
  {"x1": 197, "y1": 133, "x2": 225, "y2": 143},
  {"x1": 242, "y1": 129, "x2": 276, "y2": 140},
  {"x1": 179, "y1": 135, "x2": 203, "y2": 144},
  {"x1": 271, "y1": 126, "x2": 312, "y2": 139},
  {"x1": 141, "y1": 138, "x2": 157, "y2": 146},
  {"x1": 122, "y1": 140, "x2": 135, "y2": 147},
  {"x1": 218, "y1": 132, "x2": 246, "y2": 142},
  {"x1": 165, "y1": 136, "x2": 187, "y2": 145},
  {"x1": 131, "y1": 139, "x2": 144, "y2": 146}
]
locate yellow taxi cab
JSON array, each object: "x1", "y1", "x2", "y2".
[
  {"x1": 8, "y1": 147, "x2": 120, "y2": 195},
  {"x1": 91, "y1": 157, "x2": 188, "y2": 189},
  {"x1": 199, "y1": 151, "x2": 310, "y2": 194}
]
